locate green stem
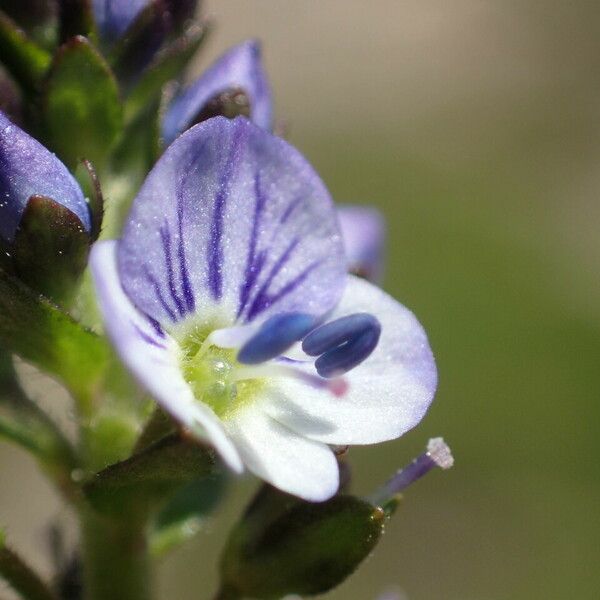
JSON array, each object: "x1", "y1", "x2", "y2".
[
  {"x1": 0, "y1": 543, "x2": 58, "y2": 600},
  {"x1": 81, "y1": 508, "x2": 152, "y2": 600}
]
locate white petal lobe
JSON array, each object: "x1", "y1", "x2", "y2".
[
  {"x1": 263, "y1": 275, "x2": 437, "y2": 444},
  {"x1": 89, "y1": 241, "x2": 243, "y2": 473},
  {"x1": 225, "y1": 406, "x2": 339, "y2": 501}
]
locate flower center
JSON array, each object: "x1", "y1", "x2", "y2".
[{"x1": 179, "y1": 327, "x2": 263, "y2": 419}]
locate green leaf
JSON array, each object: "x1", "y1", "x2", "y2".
[
  {"x1": 0, "y1": 0, "x2": 58, "y2": 50},
  {"x1": 12, "y1": 195, "x2": 90, "y2": 305},
  {"x1": 124, "y1": 20, "x2": 210, "y2": 122},
  {"x1": 83, "y1": 433, "x2": 218, "y2": 516},
  {"x1": 0, "y1": 267, "x2": 110, "y2": 406},
  {"x1": 150, "y1": 472, "x2": 226, "y2": 556},
  {"x1": 0, "y1": 10, "x2": 51, "y2": 91},
  {"x1": 218, "y1": 486, "x2": 385, "y2": 599},
  {"x1": 43, "y1": 35, "x2": 122, "y2": 168}
]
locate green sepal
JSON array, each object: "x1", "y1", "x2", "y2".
[
  {"x1": 12, "y1": 194, "x2": 90, "y2": 304},
  {"x1": 43, "y1": 35, "x2": 122, "y2": 169},
  {"x1": 150, "y1": 472, "x2": 226, "y2": 557},
  {"x1": 83, "y1": 433, "x2": 218, "y2": 516},
  {"x1": 75, "y1": 159, "x2": 104, "y2": 241},
  {"x1": 101, "y1": 95, "x2": 162, "y2": 238},
  {"x1": 124, "y1": 20, "x2": 210, "y2": 122},
  {"x1": 0, "y1": 267, "x2": 110, "y2": 406},
  {"x1": 0, "y1": 0, "x2": 58, "y2": 50},
  {"x1": 0, "y1": 10, "x2": 51, "y2": 92},
  {"x1": 57, "y1": 0, "x2": 97, "y2": 44},
  {"x1": 218, "y1": 486, "x2": 385, "y2": 599},
  {"x1": 192, "y1": 87, "x2": 251, "y2": 125}
]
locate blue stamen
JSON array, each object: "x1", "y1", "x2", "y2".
[
  {"x1": 237, "y1": 313, "x2": 315, "y2": 365},
  {"x1": 302, "y1": 313, "x2": 381, "y2": 378}
]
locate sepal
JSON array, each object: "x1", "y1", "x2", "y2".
[
  {"x1": 83, "y1": 433, "x2": 218, "y2": 515},
  {"x1": 43, "y1": 35, "x2": 122, "y2": 168},
  {"x1": 217, "y1": 485, "x2": 385, "y2": 599},
  {"x1": 124, "y1": 19, "x2": 210, "y2": 122},
  {"x1": 0, "y1": 9, "x2": 51, "y2": 91},
  {"x1": 12, "y1": 194, "x2": 90, "y2": 303}
]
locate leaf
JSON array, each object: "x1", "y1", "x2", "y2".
[
  {"x1": 43, "y1": 35, "x2": 122, "y2": 168},
  {"x1": 83, "y1": 433, "x2": 218, "y2": 516},
  {"x1": 0, "y1": 266, "x2": 110, "y2": 405},
  {"x1": 12, "y1": 194, "x2": 90, "y2": 304},
  {"x1": 124, "y1": 20, "x2": 210, "y2": 122},
  {"x1": 218, "y1": 486, "x2": 385, "y2": 599},
  {"x1": 0, "y1": 9, "x2": 51, "y2": 91}
]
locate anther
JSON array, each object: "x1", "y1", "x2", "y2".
[
  {"x1": 237, "y1": 313, "x2": 315, "y2": 365},
  {"x1": 369, "y1": 438, "x2": 454, "y2": 506},
  {"x1": 301, "y1": 313, "x2": 381, "y2": 378}
]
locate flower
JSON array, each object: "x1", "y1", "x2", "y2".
[
  {"x1": 0, "y1": 111, "x2": 90, "y2": 244},
  {"x1": 337, "y1": 205, "x2": 386, "y2": 283},
  {"x1": 162, "y1": 40, "x2": 272, "y2": 145},
  {"x1": 90, "y1": 116, "x2": 437, "y2": 501}
]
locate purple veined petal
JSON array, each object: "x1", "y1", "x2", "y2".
[
  {"x1": 337, "y1": 205, "x2": 386, "y2": 283},
  {"x1": 162, "y1": 40, "x2": 272, "y2": 145},
  {"x1": 224, "y1": 404, "x2": 339, "y2": 501},
  {"x1": 89, "y1": 240, "x2": 243, "y2": 473},
  {"x1": 92, "y1": 0, "x2": 151, "y2": 43},
  {"x1": 262, "y1": 275, "x2": 437, "y2": 445},
  {"x1": 0, "y1": 111, "x2": 90, "y2": 243},
  {"x1": 119, "y1": 116, "x2": 346, "y2": 328}
]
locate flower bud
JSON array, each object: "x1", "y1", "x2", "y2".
[
  {"x1": 217, "y1": 485, "x2": 384, "y2": 599},
  {"x1": 0, "y1": 111, "x2": 91, "y2": 300}
]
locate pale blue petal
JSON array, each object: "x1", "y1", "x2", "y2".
[
  {"x1": 337, "y1": 205, "x2": 385, "y2": 283},
  {"x1": 93, "y1": 0, "x2": 150, "y2": 42},
  {"x1": 118, "y1": 116, "x2": 346, "y2": 328}
]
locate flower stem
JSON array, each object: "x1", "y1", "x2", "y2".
[{"x1": 81, "y1": 509, "x2": 152, "y2": 600}]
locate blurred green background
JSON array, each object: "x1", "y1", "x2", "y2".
[{"x1": 2, "y1": 1, "x2": 599, "y2": 599}]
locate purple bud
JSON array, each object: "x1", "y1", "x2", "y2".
[
  {"x1": 337, "y1": 205, "x2": 386, "y2": 283},
  {"x1": 0, "y1": 111, "x2": 90, "y2": 243},
  {"x1": 162, "y1": 40, "x2": 272, "y2": 144},
  {"x1": 92, "y1": 0, "x2": 151, "y2": 43}
]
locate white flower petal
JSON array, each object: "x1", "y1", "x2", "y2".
[
  {"x1": 263, "y1": 275, "x2": 437, "y2": 444},
  {"x1": 89, "y1": 240, "x2": 243, "y2": 473},
  {"x1": 225, "y1": 406, "x2": 339, "y2": 501}
]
